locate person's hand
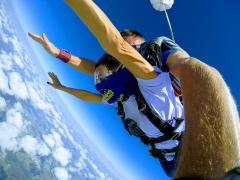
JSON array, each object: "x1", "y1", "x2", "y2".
[
  {"x1": 28, "y1": 32, "x2": 60, "y2": 57},
  {"x1": 47, "y1": 72, "x2": 64, "y2": 90}
]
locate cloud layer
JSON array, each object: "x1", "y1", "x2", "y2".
[{"x1": 0, "y1": 1, "x2": 113, "y2": 180}]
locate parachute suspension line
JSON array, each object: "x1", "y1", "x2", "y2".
[{"x1": 163, "y1": 7, "x2": 175, "y2": 42}]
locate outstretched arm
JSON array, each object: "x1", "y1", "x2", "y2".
[
  {"x1": 47, "y1": 72, "x2": 102, "y2": 103},
  {"x1": 28, "y1": 32, "x2": 96, "y2": 75},
  {"x1": 64, "y1": 0, "x2": 157, "y2": 80}
]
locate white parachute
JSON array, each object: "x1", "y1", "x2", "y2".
[
  {"x1": 150, "y1": 0, "x2": 174, "y2": 11},
  {"x1": 150, "y1": 0, "x2": 175, "y2": 41}
]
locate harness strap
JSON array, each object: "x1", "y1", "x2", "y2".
[
  {"x1": 141, "y1": 132, "x2": 182, "y2": 146},
  {"x1": 135, "y1": 88, "x2": 174, "y2": 135},
  {"x1": 150, "y1": 145, "x2": 180, "y2": 160}
]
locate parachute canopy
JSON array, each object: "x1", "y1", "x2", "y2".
[{"x1": 150, "y1": 0, "x2": 174, "y2": 11}]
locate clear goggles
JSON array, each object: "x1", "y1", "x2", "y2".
[{"x1": 94, "y1": 70, "x2": 114, "y2": 84}]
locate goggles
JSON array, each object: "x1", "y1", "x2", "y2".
[{"x1": 94, "y1": 70, "x2": 114, "y2": 84}]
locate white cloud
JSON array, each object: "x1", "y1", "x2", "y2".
[
  {"x1": 0, "y1": 102, "x2": 24, "y2": 152},
  {"x1": 75, "y1": 158, "x2": 86, "y2": 170},
  {"x1": 54, "y1": 167, "x2": 70, "y2": 180},
  {"x1": 6, "y1": 102, "x2": 24, "y2": 129},
  {"x1": 0, "y1": 100, "x2": 51, "y2": 157},
  {"x1": 20, "y1": 135, "x2": 39, "y2": 155},
  {"x1": 9, "y1": 35, "x2": 24, "y2": 55},
  {"x1": 51, "y1": 130, "x2": 63, "y2": 147},
  {"x1": 0, "y1": 68, "x2": 12, "y2": 95},
  {"x1": 0, "y1": 3, "x2": 14, "y2": 34},
  {"x1": 9, "y1": 71, "x2": 28, "y2": 99},
  {"x1": 0, "y1": 95, "x2": 6, "y2": 110},
  {"x1": 0, "y1": 121, "x2": 19, "y2": 151},
  {"x1": 20, "y1": 135, "x2": 50, "y2": 156},
  {"x1": 27, "y1": 83, "x2": 51, "y2": 111},
  {"x1": 13, "y1": 53, "x2": 25, "y2": 69},
  {"x1": 37, "y1": 143, "x2": 51, "y2": 156},
  {"x1": 53, "y1": 146, "x2": 72, "y2": 166},
  {"x1": 43, "y1": 134, "x2": 55, "y2": 148},
  {"x1": 0, "y1": 50, "x2": 13, "y2": 71},
  {"x1": 88, "y1": 159, "x2": 105, "y2": 180}
]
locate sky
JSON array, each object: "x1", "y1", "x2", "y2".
[{"x1": 9, "y1": 0, "x2": 240, "y2": 179}]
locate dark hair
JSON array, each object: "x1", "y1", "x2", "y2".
[
  {"x1": 95, "y1": 54, "x2": 121, "y2": 71},
  {"x1": 120, "y1": 29, "x2": 144, "y2": 39}
]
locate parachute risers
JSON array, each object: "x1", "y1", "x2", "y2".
[{"x1": 150, "y1": 0, "x2": 175, "y2": 42}]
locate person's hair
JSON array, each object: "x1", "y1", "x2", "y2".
[
  {"x1": 120, "y1": 29, "x2": 144, "y2": 39},
  {"x1": 95, "y1": 54, "x2": 121, "y2": 71}
]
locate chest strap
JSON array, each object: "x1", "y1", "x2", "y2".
[
  {"x1": 149, "y1": 145, "x2": 180, "y2": 160},
  {"x1": 135, "y1": 88, "x2": 176, "y2": 135}
]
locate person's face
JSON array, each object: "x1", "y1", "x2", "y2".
[
  {"x1": 94, "y1": 65, "x2": 111, "y2": 84},
  {"x1": 124, "y1": 35, "x2": 145, "y2": 46},
  {"x1": 94, "y1": 64, "x2": 122, "y2": 85}
]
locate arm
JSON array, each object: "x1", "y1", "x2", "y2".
[
  {"x1": 67, "y1": 55, "x2": 96, "y2": 75},
  {"x1": 64, "y1": 0, "x2": 157, "y2": 80},
  {"x1": 28, "y1": 32, "x2": 96, "y2": 75},
  {"x1": 47, "y1": 72, "x2": 102, "y2": 103},
  {"x1": 61, "y1": 86, "x2": 102, "y2": 103}
]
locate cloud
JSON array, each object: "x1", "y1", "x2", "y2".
[
  {"x1": 88, "y1": 159, "x2": 105, "y2": 180},
  {"x1": 0, "y1": 4, "x2": 112, "y2": 180},
  {"x1": 43, "y1": 134, "x2": 55, "y2": 148},
  {"x1": 0, "y1": 50, "x2": 14, "y2": 71},
  {"x1": 0, "y1": 95, "x2": 6, "y2": 110},
  {"x1": 9, "y1": 71, "x2": 28, "y2": 99},
  {"x1": 13, "y1": 53, "x2": 25, "y2": 69},
  {"x1": 19, "y1": 135, "x2": 50, "y2": 156},
  {"x1": 0, "y1": 102, "x2": 24, "y2": 152},
  {"x1": 0, "y1": 3, "x2": 14, "y2": 35},
  {"x1": 20, "y1": 135, "x2": 39, "y2": 155},
  {"x1": 0, "y1": 68, "x2": 12, "y2": 95},
  {"x1": 74, "y1": 158, "x2": 86, "y2": 170},
  {"x1": 53, "y1": 146, "x2": 72, "y2": 166},
  {"x1": 0, "y1": 101, "x2": 51, "y2": 157},
  {"x1": 43, "y1": 131, "x2": 72, "y2": 166},
  {"x1": 6, "y1": 102, "x2": 24, "y2": 129},
  {"x1": 54, "y1": 167, "x2": 71, "y2": 180},
  {"x1": 27, "y1": 82, "x2": 53, "y2": 112}
]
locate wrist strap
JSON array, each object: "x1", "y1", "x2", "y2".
[{"x1": 56, "y1": 49, "x2": 71, "y2": 63}]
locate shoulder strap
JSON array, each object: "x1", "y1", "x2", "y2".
[{"x1": 135, "y1": 88, "x2": 175, "y2": 135}]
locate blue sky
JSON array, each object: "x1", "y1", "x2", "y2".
[{"x1": 10, "y1": 0, "x2": 240, "y2": 179}]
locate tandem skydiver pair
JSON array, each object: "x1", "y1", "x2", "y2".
[{"x1": 28, "y1": 0, "x2": 240, "y2": 179}]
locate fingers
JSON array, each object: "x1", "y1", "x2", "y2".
[
  {"x1": 47, "y1": 72, "x2": 57, "y2": 87},
  {"x1": 48, "y1": 72, "x2": 57, "y2": 79},
  {"x1": 48, "y1": 72, "x2": 55, "y2": 80},
  {"x1": 48, "y1": 72, "x2": 60, "y2": 83},
  {"x1": 28, "y1": 32, "x2": 43, "y2": 44},
  {"x1": 42, "y1": 33, "x2": 49, "y2": 44}
]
